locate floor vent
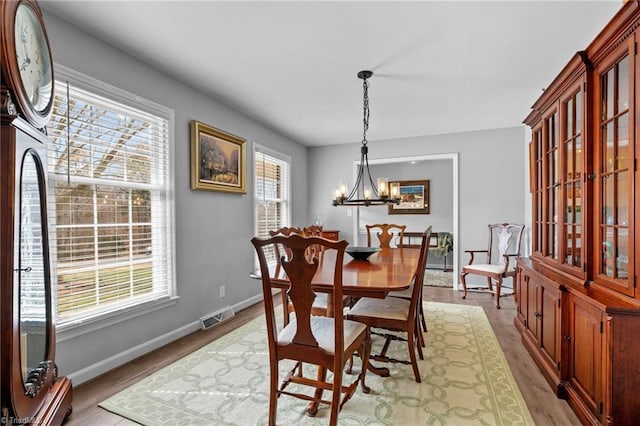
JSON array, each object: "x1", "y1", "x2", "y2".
[{"x1": 200, "y1": 306, "x2": 235, "y2": 330}]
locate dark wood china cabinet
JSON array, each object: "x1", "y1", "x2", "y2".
[{"x1": 520, "y1": 2, "x2": 640, "y2": 424}]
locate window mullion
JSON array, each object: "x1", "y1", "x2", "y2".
[
  {"x1": 92, "y1": 185, "x2": 100, "y2": 307},
  {"x1": 128, "y1": 190, "x2": 134, "y2": 298}
]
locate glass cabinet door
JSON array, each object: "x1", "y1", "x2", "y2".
[
  {"x1": 525, "y1": 59, "x2": 589, "y2": 279},
  {"x1": 596, "y1": 47, "x2": 634, "y2": 296},
  {"x1": 532, "y1": 126, "x2": 544, "y2": 255},
  {"x1": 544, "y1": 110, "x2": 559, "y2": 260},
  {"x1": 562, "y1": 90, "x2": 583, "y2": 270}
]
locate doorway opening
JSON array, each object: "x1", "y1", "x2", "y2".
[{"x1": 351, "y1": 153, "x2": 459, "y2": 290}]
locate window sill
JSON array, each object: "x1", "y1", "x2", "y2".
[{"x1": 56, "y1": 296, "x2": 180, "y2": 342}]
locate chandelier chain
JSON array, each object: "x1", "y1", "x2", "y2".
[
  {"x1": 332, "y1": 70, "x2": 400, "y2": 207},
  {"x1": 362, "y1": 78, "x2": 369, "y2": 145}
]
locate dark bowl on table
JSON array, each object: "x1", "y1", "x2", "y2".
[{"x1": 346, "y1": 246, "x2": 379, "y2": 261}]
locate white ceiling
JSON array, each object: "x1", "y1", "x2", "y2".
[{"x1": 40, "y1": 1, "x2": 622, "y2": 147}]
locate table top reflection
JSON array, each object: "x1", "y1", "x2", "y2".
[{"x1": 269, "y1": 247, "x2": 420, "y2": 299}]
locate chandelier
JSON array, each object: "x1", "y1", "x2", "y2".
[{"x1": 332, "y1": 70, "x2": 400, "y2": 206}]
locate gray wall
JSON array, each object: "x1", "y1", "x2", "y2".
[
  {"x1": 308, "y1": 126, "x2": 527, "y2": 286},
  {"x1": 357, "y1": 160, "x2": 454, "y2": 236},
  {"x1": 356, "y1": 160, "x2": 454, "y2": 268},
  {"x1": 44, "y1": 12, "x2": 309, "y2": 383}
]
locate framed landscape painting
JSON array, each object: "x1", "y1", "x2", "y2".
[
  {"x1": 388, "y1": 179, "x2": 430, "y2": 214},
  {"x1": 190, "y1": 120, "x2": 246, "y2": 193}
]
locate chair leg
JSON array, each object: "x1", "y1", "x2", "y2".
[
  {"x1": 407, "y1": 323, "x2": 421, "y2": 383},
  {"x1": 360, "y1": 332, "x2": 371, "y2": 394},
  {"x1": 329, "y1": 366, "x2": 342, "y2": 426},
  {"x1": 416, "y1": 304, "x2": 425, "y2": 351},
  {"x1": 420, "y1": 310, "x2": 427, "y2": 333},
  {"x1": 486, "y1": 277, "x2": 494, "y2": 293},
  {"x1": 415, "y1": 326, "x2": 424, "y2": 360},
  {"x1": 419, "y1": 297, "x2": 427, "y2": 333},
  {"x1": 496, "y1": 278, "x2": 502, "y2": 309},
  {"x1": 461, "y1": 272, "x2": 468, "y2": 299},
  {"x1": 268, "y1": 360, "x2": 279, "y2": 426}
]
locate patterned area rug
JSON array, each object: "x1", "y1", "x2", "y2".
[
  {"x1": 424, "y1": 269, "x2": 453, "y2": 288},
  {"x1": 100, "y1": 302, "x2": 533, "y2": 425}
]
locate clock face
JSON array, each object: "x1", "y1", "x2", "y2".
[{"x1": 14, "y1": 2, "x2": 53, "y2": 114}]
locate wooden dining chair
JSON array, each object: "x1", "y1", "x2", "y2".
[
  {"x1": 269, "y1": 226, "x2": 303, "y2": 270},
  {"x1": 303, "y1": 224, "x2": 325, "y2": 261},
  {"x1": 252, "y1": 234, "x2": 371, "y2": 426},
  {"x1": 388, "y1": 226, "x2": 433, "y2": 347},
  {"x1": 460, "y1": 223, "x2": 524, "y2": 309},
  {"x1": 269, "y1": 226, "x2": 341, "y2": 326},
  {"x1": 270, "y1": 227, "x2": 305, "y2": 325},
  {"x1": 346, "y1": 226, "x2": 431, "y2": 383},
  {"x1": 365, "y1": 223, "x2": 407, "y2": 248}
]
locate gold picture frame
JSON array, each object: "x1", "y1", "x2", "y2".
[
  {"x1": 388, "y1": 179, "x2": 430, "y2": 215},
  {"x1": 190, "y1": 120, "x2": 246, "y2": 193}
]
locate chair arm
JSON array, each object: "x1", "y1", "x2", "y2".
[
  {"x1": 501, "y1": 254, "x2": 519, "y2": 273},
  {"x1": 464, "y1": 249, "x2": 488, "y2": 265}
]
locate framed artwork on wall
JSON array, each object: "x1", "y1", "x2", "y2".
[
  {"x1": 388, "y1": 179, "x2": 430, "y2": 214},
  {"x1": 190, "y1": 120, "x2": 246, "y2": 193}
]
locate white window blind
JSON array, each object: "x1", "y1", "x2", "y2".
[
  {"x1": 254, "y1": 146, "x2": 290, "y2": 266},
  {"x1": 46, "y1": 66, "x2": 175, "y2": 326}
]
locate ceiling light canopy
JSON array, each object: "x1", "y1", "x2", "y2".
[{"x1": 332, "y1": 71, "x2": 400, "y2": 207}]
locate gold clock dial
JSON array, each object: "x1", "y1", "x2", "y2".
[{"x1": 14, "y1": 2, "x2": 53, "y2": 114}]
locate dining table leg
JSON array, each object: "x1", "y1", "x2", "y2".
[{"x1": 367, "y1": 363, "x2": 390, "y2": 377}]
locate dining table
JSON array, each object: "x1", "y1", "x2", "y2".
[
  {"x1": 253, "y1": 245, "x2": 422, "y2": 417},
  {"x1": 257, "y1": 246, "x2": 421, "y2": 374},
  {"x1": 268, "y1": 247, "x2": 420, "y2": 299}
]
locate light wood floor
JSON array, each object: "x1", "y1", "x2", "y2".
[{"x1": 62, "y1": 287, "x2": 580, "y2": 425}]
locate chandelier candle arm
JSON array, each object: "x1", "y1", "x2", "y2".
[{"x1": 332, "y1": 70, "x2": 400, "y2": 207}]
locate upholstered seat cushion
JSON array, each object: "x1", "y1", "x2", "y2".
[
  {"x1": 277, "y1": 316, "x2": 367, "y2": 354},
  {"x1": 388, "y1": 284, "x2": 413, "y2": 299},
  {"x1": 288, "y1": 293, "x2": 348, "y2": 312},
  {"x1": 313, "y1": 293, "x2": 329, "y2": 309},
  {"x1": 347, "y1": 297, "x2": 411, "y2": 322},
  {"x1": 388, "y1": 275, "x2": 416, "y2": 300},
  {"x1": 462, "y1": 263, "x2": 515, "y2": 275}
]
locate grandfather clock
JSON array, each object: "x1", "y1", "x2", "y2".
[{"x1": 1, "y1": 0, "x2": 72, "y2": 424}]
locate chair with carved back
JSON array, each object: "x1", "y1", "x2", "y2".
[
  {"x1": 251, "y1": 234, "x2": 371, "y2": 426},
  {"x1": 270, "y1": 226, "x2": 342, "y2": 325},
  {"x1": 367, "y1": 223, "x2": 425, "y2": 340},
  {"x1": 388, "y1": 227, "x2": 435, "y2": 347},
  {"x1": 365, "y1": 223, "x2": 406, "y2": 248},
  {"x1": 303, "y1": 224, "x2": 323, "y2": 236},
  {"x1": 303, "y1": 224, "x2": 325, "y2": 261},
  {"x1": 460, "y1": 223, "x2": 525, "y2": 309},
  {"x1": 346, "y1": 226, "x2": 431, "y2": 383},
  {"x1": 269, "y1": 227, "x2": 304, "y2": 324},
  {"x1": 269, "y1": 226, "x2": 303, "y2": 269}
]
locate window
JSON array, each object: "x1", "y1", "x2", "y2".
[
  {"x1": 254, "y1": 145, "x2": 290, "y2": 266},
  {"x1": 46, "y1": 65, "x2": 175, "y2": 328}
]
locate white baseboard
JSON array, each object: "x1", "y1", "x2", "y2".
[
  {"x1": 68, "y1": 319, "x2": 200, "y2": 386},
  {"x1": 232, "y1": 292, "x2": 263, "y2": 313},
  {"x1": 68, "y1": 293, "x2": 265, "y2": 386}
]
